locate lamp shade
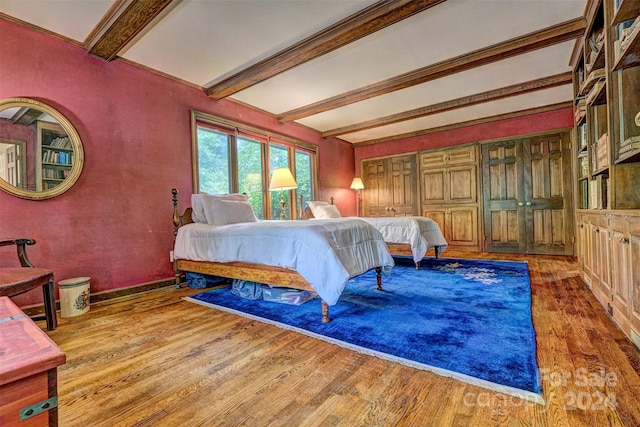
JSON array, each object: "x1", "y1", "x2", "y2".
[
  {"x1": 350, "y1": 177, "x2": 365, "y2": 190},
  {"x1": 269, "y1": 167, "x2": 297, "y2": 191}
]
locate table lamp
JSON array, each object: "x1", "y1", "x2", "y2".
[
  {"x1": 350, "y1": 177, "x2": 364, "y2": 216},
  {"x1": 269, "y1": 167, "x2": 297, "y2": 220}
]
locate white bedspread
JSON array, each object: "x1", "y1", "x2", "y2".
[
  {"x1": 357, "y1": 216, "x2": 448, "y2": 263},
  {"x1": 174, "y1": 218, "x2": 394, "y2": 305}
]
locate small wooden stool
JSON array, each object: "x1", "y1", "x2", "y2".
[{"x1": 0, "y1": 268, "x2": 57, "y2": 330}]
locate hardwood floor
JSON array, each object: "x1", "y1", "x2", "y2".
[{"x1": 42, "y1": 251, "x2": 640, "y2": 426}]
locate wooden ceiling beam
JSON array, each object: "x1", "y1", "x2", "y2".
[
  {"x1": 322, "y1": 72, "x2": 572, "y2": 137},
  {"x1": 351, "y1": 101, "x2": 573, "y2": 146},
  {"x1": 204, "y1": 0, "x2": 446, "y2": 99},
  {"x1": 84, "y1": 0, "x2": 175, "y2": 61},
  {"x1": 279, "y1": 17, "x2": 585, "y2": 122}
]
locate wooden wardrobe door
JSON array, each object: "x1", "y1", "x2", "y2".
[
  {"x1": 362, "y1": 159, "x2": 389, "y2": 217},
  {"x1": 482, "y1": 140, "x2": 526, "y2": 253},
  {"x1": 389, "y1": 154, "x2": 418, "y2": 216},
  {"x1": 524, "y1": 134, "x2": 573, "y2": 255}
]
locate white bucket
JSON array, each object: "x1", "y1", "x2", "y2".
[{"x1": 59, "y1": 277, "x2": 90, "y2": 318}]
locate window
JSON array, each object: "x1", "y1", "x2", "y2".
[
  {"x1": 237, "y1": 136, "x2": 264, "y2": 219},
  {"x1": 295, "y1": 149, "x2": 313, "y2": 211},
  {"x1": 193, "y1": 111, "x2": 317, "y2": 220},
  {"x1": 196, "y1": 126, "x2": 230, "y2": 194}
]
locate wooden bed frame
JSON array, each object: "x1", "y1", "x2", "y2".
[
  {"x1": 171, "y1": 189, "x2": 382, "y2": 323},
  {"x1": 299, "y1": 196, "x2": 441, "y2": 269}
]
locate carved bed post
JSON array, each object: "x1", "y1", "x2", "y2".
[
  {"x1": 171, "y1": 188, "x2": 182, "y2": 287},
  {"x1": 299, "y1": 195, "x2": 304, "y2": 220},
  {"x1": 172, "y1": 188, "x2": 181, "y2": 238},
  {"x1": 375, "y1": 267, "x2": 383, "y2": 291}
]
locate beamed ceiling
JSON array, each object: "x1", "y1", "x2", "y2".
[{"x1": 0, "y1": 0, "x2": 588, "y2": 146}]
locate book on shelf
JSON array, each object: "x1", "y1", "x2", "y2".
[
  {"x1": 589, "y1": 179, "x2": 599, "y2": 210},
  {"x1": 619, "y1": 135, "x2": 640, "y2": 154},
  {"x1": 579, "y1": 124, "x2": 587, "y2": 149},
  {"x1": 586, "y1": 80, "x2": 605, "y2": 105}
]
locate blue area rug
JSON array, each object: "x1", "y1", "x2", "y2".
[{"x1": 185, "y1": 257, "x2": 542, "y2": 402}]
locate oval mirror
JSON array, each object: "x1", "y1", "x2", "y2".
[{"x1": 0, "y1": 98, "x2": 84, "y2": 200}]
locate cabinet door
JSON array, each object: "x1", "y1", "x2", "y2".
[
  {"x1": 420, "y1": 150, "x2": 447, "y2": 169},
  {"x1": 482, "y1": 140, "x2": 525, "y2": 253},
  {"x1": 597, "y1": 218, "x2": 612, "y2": 307},
  {"x1": 525, "y1": 135, "x2": 573, "y2": 255},
  {"x1": 630, "y1": 219, "x2": 640, "y2": 333},
  {"x1": 421, "y1": 168, "x2": 446, "y2": 204},
  {"x1": 611, "y1": 218, "x2": 631, "y2": 332},
  {"x1": 388, "y1": 155, "x2": 418, "y2": 216},
  {"x1": 422, "y1": 207, "x2": 447, "y2": 238},
  {"x1": 449, "y1": 206, "x2": 479, "y2": 248},
  {"x1": 448, "y1": 165, "x2": 477, "y2": 204},
  {"x1": 447, "y1": 145, "x2": 477, "y2": 166},
  {"x1": 362, "y1": 159, "x2": 389, "y2": 217},
  {"x1": 362, "y1": 155, "x2": 418, "y2": 217},
  {"x1": 590, "y1": 221, "x2": 603, "y2": 299},
  {"x1": 482, "y1": 133, "x2": 573, "y2": 255}
]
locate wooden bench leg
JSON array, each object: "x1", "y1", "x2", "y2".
[{"x1": 42, "y1": 278, "x2": 57, "y2": 330}]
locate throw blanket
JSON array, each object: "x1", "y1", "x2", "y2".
[{"x1": 174, "y1": 219, "x2": 394, "y2": 305}]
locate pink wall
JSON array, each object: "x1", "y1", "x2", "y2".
[
  {"x1": 0, "y1": 18, "x2": 355, "y2": 307},
  {"x1": 318, "y1": 137, "x2": 357, "y2": 217},
  {"x1": 354, "y1": 108, "x2": 574, "y2": 173}
]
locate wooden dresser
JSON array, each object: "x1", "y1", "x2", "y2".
[{"x1": 0, "y1": 297, "x2": 65, "y2": 426}]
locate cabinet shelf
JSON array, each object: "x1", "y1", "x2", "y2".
[
  {"x1": 586, "y1": 80, "x2": 607, "y2": 105},
  {"x1": 592, "y1": 165, "x2": 610, "y2": 176},
  {"x1": 612, "y1": 0, "x2": 640, "y2": 26},
  {"x1": 586, "y1": 45, "x2": 606, "y2": 72},
  {"x1": 42, "y1": 162, "x2": 72, "y2": 170},
  {"x1": 615, "y1": 147, "x2": 640, "y2": 164},
  {"x1": 579, "y1": 69, "x2": 606, "y2": 96},
  {"x1": 613, "y1": 18, "x2": 640, "y2": 70}
]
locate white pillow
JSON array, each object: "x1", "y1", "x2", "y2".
[
  {"x1": 193, "y1": 193, "x2": 249, "y2": 224},
  {"x1": 190, "y1": 193, "x2": 207, "y2": 223},
  {"x1": 210, "y1": 198, "x2": 258, "y2": 225},
  {"x1": 307, "y1": 200, "x2": 330, "y2": 218},
  {"x1": 314, "y1": 204, "x2": 341, "y2": 219}
]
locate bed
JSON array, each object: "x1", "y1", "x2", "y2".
[
  {"x1": 301, "y1": 197, "x2": 447, "y2": 269},
  {"x1": 171, "y1": 189, "x2": 394, "y2": 323}
]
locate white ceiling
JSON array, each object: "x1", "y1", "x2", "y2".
[{"x1": 0, "y1": 0, "x2": 587, "y2": 144}]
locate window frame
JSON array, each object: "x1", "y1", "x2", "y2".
[{"x1": 191, "y1": 110, "x2": 318, "y2": 219}]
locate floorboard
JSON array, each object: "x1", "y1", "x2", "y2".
[{"x1": 39, "y1": 251, "x2": 640, "y2": 426}]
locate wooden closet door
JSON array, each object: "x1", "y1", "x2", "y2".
[
  {"x1": 388, "y1": 154, "x2": 418, "y2": 216},
  {"x1": 482, "y1": 140, "x2": 526, "y2": 252},
  {"x1": 524, "y1": 134, "x2": 573, "y2": 255},
  {"x1": 483, "y1": 133, "x2": 573, "y2": 255},
  {"x1": 362, "y1": 159, "x2": 389, "y2": 217}
]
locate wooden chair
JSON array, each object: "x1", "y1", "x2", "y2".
[{"x1": 0, "y1": 238, "x2": 57, "y2": 330}]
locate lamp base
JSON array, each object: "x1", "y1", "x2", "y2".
[{"x1": 280, "y1": 192, "x2": 286, "y2": 220}]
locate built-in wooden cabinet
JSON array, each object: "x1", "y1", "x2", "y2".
[
  {"x1": 360, "y1": 145, "x2": 480, "y2": 250},
  {"x1": 482, "y1": 133, "x2": 574, "y2": 255},
  {"x1": 572, "y1": 0, "x2": 640, "y2": 350},
  {"x1": 419, "y1": 144, "x2": 480, "y2": 250},
  {"x1": 577, "y1": 211, "x2": 640, "y2": 350},
  {"x1": 362, "y1": 153, "x2": 419, "y2": 217}
]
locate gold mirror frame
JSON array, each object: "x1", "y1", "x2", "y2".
[{"x1": 0, "y1": 98, "x2": 84, "y2": 200}]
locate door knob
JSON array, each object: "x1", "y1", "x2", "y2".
[
  {"x1": 518, "y1": 202, "x2": 524, "y2": 206},
  {"x1": 525, "y1": 201, "x2": 532, "y2": 206}
]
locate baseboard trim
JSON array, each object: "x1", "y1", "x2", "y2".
[{"x1": 21, "y1": 277, "x2": 176, "y2": 317}]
